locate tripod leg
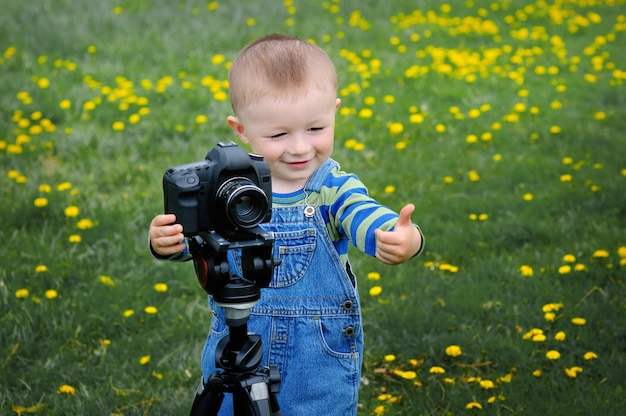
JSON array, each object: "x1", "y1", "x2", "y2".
[{"x1": 189, "y1": 376, "x2": 225, "y2": 416}]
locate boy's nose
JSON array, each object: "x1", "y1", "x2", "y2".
[{"x1": 289, "y1": 134, "x2": 310, "y2": 155}]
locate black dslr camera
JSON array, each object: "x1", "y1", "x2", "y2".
[
  {"x1": 162, "y1": 141, "x2": 277, "y2": 297},
  {"x1": 163, "y1": 141, "x2": 272, "y2": 240}
]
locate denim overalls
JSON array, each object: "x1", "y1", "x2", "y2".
[{"x1": 201, "y1": 159, "x2": 363, "y2": 416}]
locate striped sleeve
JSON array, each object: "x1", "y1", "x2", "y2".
[{"x1": 320, "y1": 167, "x2": 401, "y2": 257}]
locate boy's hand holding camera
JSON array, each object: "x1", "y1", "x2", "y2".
[{"x1": 149, "y1": 214, "x2": 186, "y2": 257}]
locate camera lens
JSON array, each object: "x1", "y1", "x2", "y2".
[{"x1": 217, "y1": 177, "x2": 269, "y2": 228}]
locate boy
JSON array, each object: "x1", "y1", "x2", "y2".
[{"x1": 149, "y1": 34, "x2": 423, "y2": 415}]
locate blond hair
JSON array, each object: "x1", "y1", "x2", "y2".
[{"x1": 228, "y1": 34, "x2": 337, "y2": 116}]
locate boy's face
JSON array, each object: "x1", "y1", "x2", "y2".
[{"x1": 228, "y1": 85, "x2": 340, "y2": 193}]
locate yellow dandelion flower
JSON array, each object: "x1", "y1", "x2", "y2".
[
  {"x1": 59, "y1": 99, "x2": 71, "y2": 109},
  {"x1": 522, "y1": 328, "x2": 543, "y2": 339},
  {"x1": 369, "y1": 286, "x2": 382, "y2": 297},
  {"x1": 195, "y1": 114, "x2": 208, "y2": 124},
  {"x1": 57, "y1": 181, "x2": 72, "y2": 191},
  {"x1": 564, "y1": 366, "x2": 583, "y2": 378},
  {"x1": 409, "y1": 113, "x2": 424, "y2": 123},
  {"x1": 34, "y1": 197, "x2": 48, "y2": 207},
  {"x1": 45, "y1": 289, "x2": 58, "y2": 299},
  {"x1": 435, "y1": 123, "x2": 446, "y2": 133},
  {"x1": 38, "y1": 77, "x2": 50, "y2": 89},
  {"x1": 145, "y1": 306, "x2": 158, "y2": 314},
  {"x1": 68, "y1": 234, "x2": 82, "y2": 243},
  {"x1": 523, "y1": 193, "x2": 534, "y2": 201},
  {"x1": 123, "y1": 309, "x2": 135, "y2": 318},
  {"x1": 480, "y1": 380, "x2": 495, "y2": 389},
  {"x1": 77, "y1": 219, "x2": 94, "y2": 229},
  {"x1": 563, "y1": 254, "x2": 576, "y2": 263},
  {"x1": 373, "y1": 405, "x2": 385, "y2": 415},
  {"x1": 594, "y1": 111, "x2": 606, "y2": 120},
  {"x1": 439, "y1": 263, "x2": 459, "y2": 273},
  {"x1": 358, "y1": 108, "x2": 373, "y2": 118},
  {"x1": 64, "y1": 206, "x2": 80, "y2": 217},
  {"x1": 533, "y1": 369, "x2": 542, "y2": 377},
  {"x1": 532, "y1": 333, "x2": 546, "y2": 342},
  {"x1": 468, "y1": 170, "x2": 480, "y2": 182},
  {"x1": 384, "y1": 185, "x2": 395, "y2": 193},
  {"x1": 429, "y1": 366, "x2": 446, "y2": 374},
  {"x1": 211, "y1": 54, "x2": 225, "y2": 65},
  {"x1": 546, "y1": 350, "x2": 561, "y2": 360},
  {"x1": 519, "y1": 265, "x2": 533, "y2": 276},
  {"x1": 468, "y1": 109, "x2": 481, "y2": 118},
  {"x1": 154, "y1": 283, "x2": 168, "y2": 292},
  {"x1": 466, "y1": 401, "x2": 482, "y2": 409},
  {"x1": 35, "y1": 264, "x2": 48, "y2": 273},
  {"x1": 367, "y1": 272, "x2": 380, "y2": 280},
  {"x1": 571, "y1": 317, "x2": 586, "y2": 325},
  {"x1": 592, "y1": 249, "x2": 609, "y2": 258},
  {"x1": 443, "y1": 176, "x2": 454, "y2": 183},
  {"x1": 544, "y1": 312, "x2": 556, "y2": 322},
  {"x1": 558, "y1": 265, "x2": 571, "y2": 274},
  {"x1": 388, "y1": 122, "x2": 404, "y2": 135},
  {"x1": 99, "y1": 275, "x2": 115, "y2": 287},
  {"x1": 15, "y1": 288, "x2": 29, "y2": 299},
  {"x1": 550, "y1": 125, "x2": 561, "y2": 134},
  {"x1": 445, "y1": 345, "x2": 462, "y2": 357},
  {"x1": 560, "y1": 174, "x2": 572, "y2": 182},
  {"x1": 554, "y1": 331, "x2": 566, "y2": 341},
  {"x1": 57, "y1": 384, "x2": 76, "y2": 395},
  {"x1": 583, "y1": 351, "x2": 598, "y2": 360},
  {"x1": 139, "y1": 355, "x2": 151, "y2": 365},
  {"x1": 112, "y1": 121, "x2": 125, "y2": 131},
  {"x1": 542, "y1": 303, "x2": 563, "y2": 312},
  {"x1": 384, "y1": 354, "x2": 396, "y2": 362}
]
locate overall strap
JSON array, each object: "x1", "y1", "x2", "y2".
[{"x1": 304, "y1": 158, "x2": 339, "y2": 194}]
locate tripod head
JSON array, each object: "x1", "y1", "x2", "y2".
[
  {"x1": 188, "y1": 227, "x2": 280, "y2": 370},
  {"x1": 189, "y1": 226, "x2": 277, "y2": 305}
]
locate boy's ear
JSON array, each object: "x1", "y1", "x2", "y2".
[
  {"x1": 335, "y1": 98, "x2": 341, "y2": 111},
  {"x1": 227, "y1": 116, "x2": 249, "y2": 144}
]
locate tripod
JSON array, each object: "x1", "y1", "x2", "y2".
[{"x1": 188, "y1": 230, "x2": 282, "y2": 416}]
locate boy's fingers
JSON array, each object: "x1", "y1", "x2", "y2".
[
  {"x1": 153, "y1": 213, "x2": 177, "y2": 226},
  {"x1": 395, "y1": 204, "x2": 415, "y2": 229}
]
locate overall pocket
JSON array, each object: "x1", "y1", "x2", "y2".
[{"x1": 271, "y1": 227, "x2": 317, "y2": 287}]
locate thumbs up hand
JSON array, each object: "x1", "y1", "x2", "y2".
[{"x1": 374, "y1": 204, "x2": 423, "y2": 265}]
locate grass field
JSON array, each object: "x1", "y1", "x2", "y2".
[{"x1": 1, "y1": 0, "x2": 625, "y2": 414}]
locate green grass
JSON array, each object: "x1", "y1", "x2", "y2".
[{"x1": 1, "y1": 0, "x2": 625, "y2": 415}]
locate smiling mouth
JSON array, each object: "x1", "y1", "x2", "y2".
[{"x1": 287, "y1": 160, "x2": 310, "y2": 169}]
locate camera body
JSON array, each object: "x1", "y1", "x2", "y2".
[{"x1": 163, "y1": 141, "x2": 272, "y2": 239}]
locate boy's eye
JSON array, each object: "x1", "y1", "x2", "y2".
[
  {"x1": 269, "y1": 132, "x2": 286, "y2": 139},
  {"x1": 309, "y1": 127, "x2": 324, "y2": 132}
]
